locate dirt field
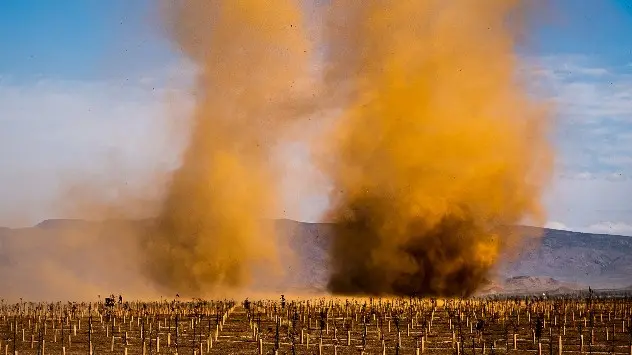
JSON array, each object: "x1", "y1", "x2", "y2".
[{"x1": 1, "y1": 296, "x2": 631, "y2": 354}]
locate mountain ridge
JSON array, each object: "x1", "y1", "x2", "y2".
[
  {"x1": 0, "y1": 218, "x2": 629, "y2": 299},
  {"x1": 22, "y1": 218, "x2": 632, "y2": 240}
]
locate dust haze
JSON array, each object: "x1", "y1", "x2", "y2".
[
  {"x1": 139, "y1": 0, "x2": 312, "y2": 296},
  {"x1": 0, "y1": 0, "x2": 554, "y2": 300},
  {"x1": 317, "y1": 0, "x2": 553, "y2": 297},
  {"x1": 0, "y1": 220, "x2": 158, "y2": 302}
]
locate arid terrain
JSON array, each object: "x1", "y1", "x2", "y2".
[
  {"x1": 0, "y1": 219, "x2": 631, "y2": 354},
  {"x1": 1, "y1": 295, "x2": 632, "y2": 355},
  {"x1": 0, "y1": 219, "x2": 631, "y2": 300}
]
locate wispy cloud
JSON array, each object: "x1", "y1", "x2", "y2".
[
  {"x1": 544, "y1": 221, "x2": 571, "y2": 231},
  {"x1": 0, "y1": 75, "x2": 190, "y2": 227},
  {"x1": 531, "y1": 54, "x2": 632, "y2": 122},
  {"x1": 534, "y1": 55, "x2": 632, "y2": 174},
  {"x1": 527, "y1": 54, "x2": 632, "y2": 233},
  {"x1": 0, "y1": 68, "x2": 328, "y2": 226},
  {"x1": 585, "y1": 221, "x2": 632, "y2": 236}
]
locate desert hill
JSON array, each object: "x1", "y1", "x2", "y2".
[
  {"x1": 0, "y1": 218, "x2": 630, "y2": 299},
  {"x1": 272, "y1": 219, "x2": 632, "y2": 291},
  {"x1": 498, "y1": 226, "x2": 632, "y2": 289}
]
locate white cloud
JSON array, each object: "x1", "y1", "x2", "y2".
[
  {"x1": 526, "y1": 54, "x2": 632, "y2": 235},
  {"x1": 528, "y1": 55, "x2": 632, "y2": 123},
  {"x1": 0, "y1": 68, "x2": 330, "y2": 226},
  {"x1": 544, "y1": 221, "x2": 571, "y2": 231},
  {"x1": 597, "y1": 154, "x2": 632, "y2": 167},
  {"x1": 585, "y1": 221, "x2": 632, "y2": 236},
  {"x1": 545, "y1": 219, "x2": 632, "y2": 237},
  {"x1": 544, "y1": 172, "x2": 632, "y2": 232},
  {"x1": 0, "y1": 76, "x2": 192, "y2": 227}
]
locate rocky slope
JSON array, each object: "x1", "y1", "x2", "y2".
[
  {"x1": 497, "y1": 226, "x2": 632, "y2": 289},
  {"x1": 274, "y1": 220, "x2": 632, "y2": 293},
  {"x1": 0, "y1": 218, "x2": 630, "y2": 299}
]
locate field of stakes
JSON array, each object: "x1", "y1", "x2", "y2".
[{"x1": 0, "y1": 295, "x2": 631, "y2": 355}]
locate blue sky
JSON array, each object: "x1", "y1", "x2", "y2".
[
  {"x1": 1, "y1": 0, "x2": 632, "y2": 235},
  {"x1": 0, "y1": 0, "x2": 177, "y2": 81}
]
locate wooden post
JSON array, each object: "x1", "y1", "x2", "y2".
[{"x1": 558, "y1": 335, "x2": 562, "y2": 355}]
